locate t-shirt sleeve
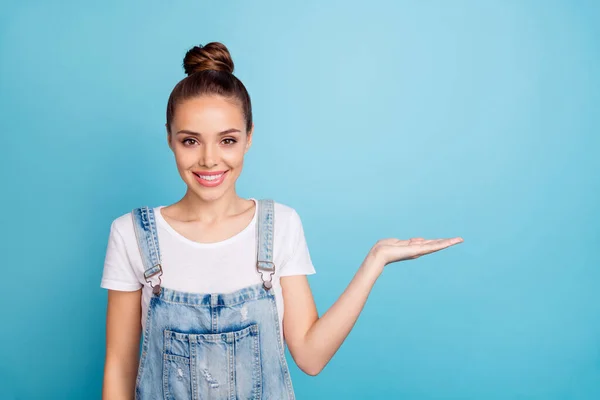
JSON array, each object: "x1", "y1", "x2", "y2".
[
  {"x1": 100, "y1": 220, "x2": 143, "y2": 291},
  {"x1": 279, "y1": 209, "x2": 316, "y2": 277}
]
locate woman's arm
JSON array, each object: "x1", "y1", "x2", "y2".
[
  {"x1": 102, "y1": 289, "x2": 143, "y2": 400},
  {"x1": 281, "y1": 237, "x2": 463, "y2": 376},
  {"x1": 281, "y1": 253, "x2": 381, "y2": 376}
]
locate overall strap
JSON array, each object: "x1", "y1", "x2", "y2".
[
  {"x1": 131, "y1": 206, "x2": 163, "y2": 295},
  {"x1": 256, "y1": 199, "x2": 275, "y2": 290}
]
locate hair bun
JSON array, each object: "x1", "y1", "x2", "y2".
[{"x1": 183, "y1": 42, "x2": 234, "y2": 76}]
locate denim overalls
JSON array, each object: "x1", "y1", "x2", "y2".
[{"x1": 131, "y1": 199, "x2": 296, "y2": 399}]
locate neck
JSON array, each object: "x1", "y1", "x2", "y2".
[{"x1": 176, "y1": 188, "x2": 244, "y2": 223}]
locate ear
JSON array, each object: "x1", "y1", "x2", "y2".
[
  {"x1": 245, "y1": 123, "x2": 254, "y2": 154},
  {"x1": 166, "y1": 123, "x2": 173, "y2": 151}
]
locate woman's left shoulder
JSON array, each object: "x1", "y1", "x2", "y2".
[
  {"x1": 271, "y1": 200, "x2": 295, "y2": 216},
  {"x1": 261, "y1": 199, "x2": 303, "y2": 229}
]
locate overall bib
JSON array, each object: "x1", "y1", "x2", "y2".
[{"x1": 132, "y1": 199, "x2": 296, "y2": 400}]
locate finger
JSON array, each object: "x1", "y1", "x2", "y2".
[
  {"x1": 377, "y1": 238, "x2": 406, "y2": 246},
  {"x1": 420, "y1": 238, "x2": 462, "y2": 254},
  {"x1": 395, "y1": 238, "x2": 427, "y2": 245},
  {"x1": 423, "y1": 237, "x2": 462, "y2": 246},
  {"x1": 398, "y1": 238, "x2": 436, "y2": 250}
]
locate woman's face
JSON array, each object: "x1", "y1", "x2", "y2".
[{"x1": 168, "y1": 95, "x2": 252, "y2": 203}]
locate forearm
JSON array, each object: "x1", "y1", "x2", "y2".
[
  {"x1": 300, "y1": 254, "x2": 384, "y2": 375},
  {"x1": 102, "y1": 354, "x2": 139, "y2": 400}
]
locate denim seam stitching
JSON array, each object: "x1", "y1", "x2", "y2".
[
  {"x1": 270, "y1": 295, "x2": 295, "y2": 399},
  {"x1": 158, "y1": 295, "x2": 269, "y2": 308},
  {"x1": 134, "y1": 295, "x2": 155, "y2": 399}
]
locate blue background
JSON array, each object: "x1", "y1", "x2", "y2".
[{"x1": 1, "y1": 0, "x2": 599, "y2": 398}]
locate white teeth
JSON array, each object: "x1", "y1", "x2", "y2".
[{"x1": 197, "y1": 173, "x2": 223, "y2": 181}]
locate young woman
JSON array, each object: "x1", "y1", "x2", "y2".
[{"x1": 101, "y1": 42, "x2": 464, "y2": 400}]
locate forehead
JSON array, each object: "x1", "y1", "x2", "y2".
[{"x1": 172, "y1": 95, "x2": 245, "y2": 133}]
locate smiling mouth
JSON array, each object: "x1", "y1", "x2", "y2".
[
  {"x1": 192, "y1": 170, "x2": 229, "y2": 187},
  {"x1": 194, "y1": 172, "x2": 225, "y2": 180}
]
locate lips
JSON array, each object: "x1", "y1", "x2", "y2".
[{"x1": 192, "y1": 170, "x2": 229, "y2": 187}]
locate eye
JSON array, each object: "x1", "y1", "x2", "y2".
[
  {"x1": 182, "y1": 138, "x2": 197, "y2": 146},
  {"x1": 222, "y1": 138, "x2": 237, "y2": 146}
]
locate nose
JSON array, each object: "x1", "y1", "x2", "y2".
[{"x1": 200, "y1": 142, "x2": 218, "y2": 168}]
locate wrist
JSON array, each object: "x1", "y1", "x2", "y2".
[{"x1": 359, "y1": 253, "x2": 385, "y2": 280}]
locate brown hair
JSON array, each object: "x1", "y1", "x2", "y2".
[{"x1": 166, "y1": 42, "x2": 253, "y2": 134}]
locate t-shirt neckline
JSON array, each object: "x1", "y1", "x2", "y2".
[{"x1": 154, "y1": 198, "x2": 258, "y2": 248}]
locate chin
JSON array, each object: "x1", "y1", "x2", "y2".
[
  {"x1": 188, "y1": 180, "x2": 234, "y2": 203},
  {"x1": 197, "y1": 191, "x2": 228, "y2": 202}
]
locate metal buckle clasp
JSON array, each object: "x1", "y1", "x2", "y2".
[
  {"x1": 144, "y1": 264, "x2": 163, "y2": 295},
  {"x1": 257, "y1": 261, "x2": 275, "y2": 290}
]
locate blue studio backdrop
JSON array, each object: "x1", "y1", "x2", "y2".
[{"x1": 1, "y1": 1, "x2": 599, "y2": 399}]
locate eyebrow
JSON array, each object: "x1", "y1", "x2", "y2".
[{"x1": 175, "y1": 129, "x2": 241, "y2": 136}]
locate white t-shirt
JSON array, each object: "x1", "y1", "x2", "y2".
[{"x1": 100, "y1": 199, "x2": 316, "y2": 341}]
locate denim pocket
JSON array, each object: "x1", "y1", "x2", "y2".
[
  {"x1": 163, "y1": 324, "x2": 262, "y2": 400},
  {"x1": 163, "y1": 353, "x2": 191, "y2": 400}
]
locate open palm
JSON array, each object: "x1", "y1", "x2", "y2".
[{"x1": 370, "y1": 237, "x2": 464, "y2": 266}]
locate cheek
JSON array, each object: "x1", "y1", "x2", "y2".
[
  {"x1": 223, "y1": 147, "x2": 246, "y2": 167},
  {"x1": 174, "y1": 149, "x2": 197, "y2": 168}
]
